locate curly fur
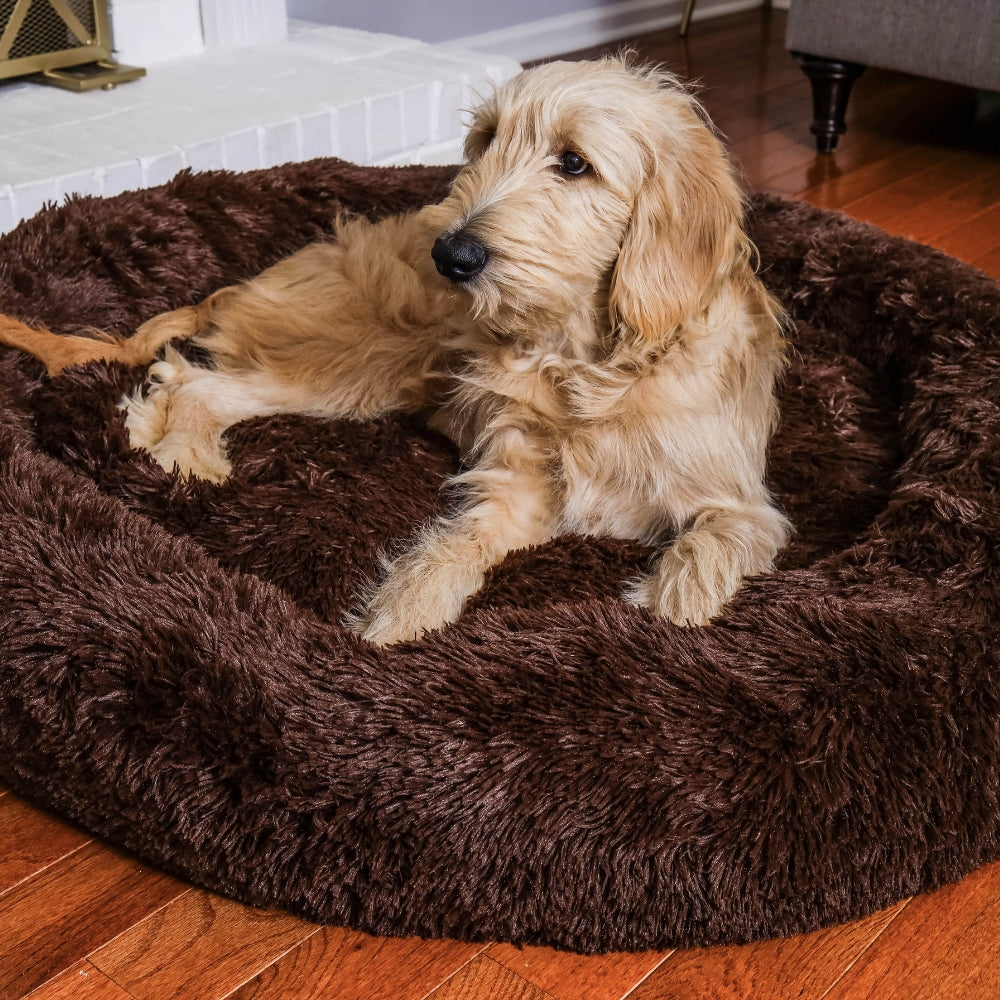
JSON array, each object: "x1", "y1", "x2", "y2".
[{"x1": 0, "y1": 57, "x2": 790, "y2": 644}]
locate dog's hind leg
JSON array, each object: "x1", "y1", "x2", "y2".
[{"x1": 123, "y1": 346, "x2": 305, "y2": 482}]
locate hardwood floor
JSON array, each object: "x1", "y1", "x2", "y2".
[{"x1": 3, "y1": 9, "x2": 1000, "y2": 999}]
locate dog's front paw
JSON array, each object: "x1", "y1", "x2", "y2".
[
  {"x1": 353, "y1": 547, "x2": 479, "y2": 646},
  {"x1": 358, "y1": 604, "x2": 434, "y2": 647},
  {"x1": 626, "y1": 506, "x2": 789, "y2": 626},
  {"x1": 625, "y1": 552, "x2": 725, "y2": 627},
  {"x1": 356, "y1": 578, "x2": 466, "y2": 646}
]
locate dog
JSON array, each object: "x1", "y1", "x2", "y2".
[{"x1": 0, "y1": 57, "x2": 791, "y2": 645}]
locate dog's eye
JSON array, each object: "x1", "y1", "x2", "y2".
[{"x1": 558, "y1": 151, "x2": 589, "y2": 176}]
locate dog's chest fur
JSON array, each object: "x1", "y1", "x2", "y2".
[{"x1": 434, "y1": 337, "x2": 684, "y2": 544}]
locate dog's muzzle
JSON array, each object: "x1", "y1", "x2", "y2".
[{"x1": 432, "y1": 231, "x2": 488, "y2": 283}]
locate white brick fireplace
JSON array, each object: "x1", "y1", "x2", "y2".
[
  {"x1": 108, "y1": 0, "x2": 290, "y2": 64},
  {"x1": 0, "y1": 0, "x2": 519, "y2": 234}
]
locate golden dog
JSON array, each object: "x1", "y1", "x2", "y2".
[{"x1": 0, "y1": 57, "x2": 791, "y2": 644}]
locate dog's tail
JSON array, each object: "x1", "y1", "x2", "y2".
[{"x1": 0, "y1": 308, "x2": 200, "y2": 376}]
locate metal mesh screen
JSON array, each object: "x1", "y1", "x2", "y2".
[{"x1": 1, "y1": 0, "x2": 97, "y2": 61}]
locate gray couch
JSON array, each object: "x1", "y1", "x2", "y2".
[{"x1": 786, "y1": 0, "x2": 1000, "y2": 151}]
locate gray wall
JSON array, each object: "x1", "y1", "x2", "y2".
[{"x1": 287, "y1": 0, "x2": 621, "y2": 44}]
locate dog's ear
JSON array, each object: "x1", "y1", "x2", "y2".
[
  {"x1": 464, "y1": 91, "x2": 499, "y2": 161},
  {"x1": 609, "y1": 117, "x2": 746, "y2": 344}
]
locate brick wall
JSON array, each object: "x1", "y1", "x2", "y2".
[{"x1": 0, "y1": 15, "x2": 519, "y2": 234}]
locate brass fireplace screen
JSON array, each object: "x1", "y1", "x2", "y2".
[{"x1": 0, "y1": 0, "x2": 143, "y2": 90}]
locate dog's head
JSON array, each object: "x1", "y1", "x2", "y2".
[{"x1": 423, "y1": 57, "x2": 751, "y2": 351}]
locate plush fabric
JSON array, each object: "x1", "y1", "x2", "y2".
[{"x1": 0, "y1": 160, "x2": 998, "y2": 952}]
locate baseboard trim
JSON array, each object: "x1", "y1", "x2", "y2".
[{"x1": 450, "y1": 0, "x2": 765, "y2": 64}]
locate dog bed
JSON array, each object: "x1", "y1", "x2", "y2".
[{"x1": 1, "y1": 160, "x2": 998, "y2": 952}]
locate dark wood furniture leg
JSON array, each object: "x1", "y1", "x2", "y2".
[
  {"x1": 792, "y1": 53, "x2": 866, "y2": 153},
  {"x1": 680, "y1": 0, "x2": 696, "y2": 36}
]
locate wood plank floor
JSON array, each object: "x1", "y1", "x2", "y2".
[{"x1": 3, "y1": 9, "x2": 1000, "y2": 999}]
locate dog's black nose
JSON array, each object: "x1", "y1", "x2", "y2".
[{"x1": 432, "y1": 231, "x2": 488, "y2": 282}]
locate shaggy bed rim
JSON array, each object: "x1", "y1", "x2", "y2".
[{"x1": 0, "y1": 161, "x2": 998, "y2": 952}]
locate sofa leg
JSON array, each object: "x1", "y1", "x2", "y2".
[{"x1": 792, "y1": 54, "x2": 866, "y2": 153}]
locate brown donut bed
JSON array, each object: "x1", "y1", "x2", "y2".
[{"x1": 1, "y1": 161, "x2": 998, "y2": 953}]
